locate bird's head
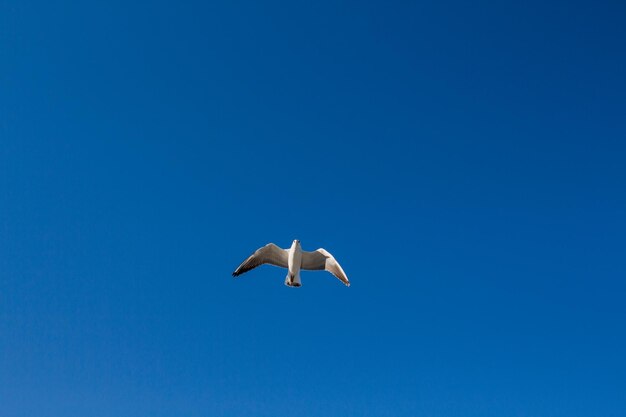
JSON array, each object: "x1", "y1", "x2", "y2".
[{"x1": 293, "y1": 239, "x2": 301, "y2": 246}]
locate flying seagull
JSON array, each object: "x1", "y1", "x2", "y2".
[{"x1": 232, "y1": 240, "x2": 350, "y2": 287}]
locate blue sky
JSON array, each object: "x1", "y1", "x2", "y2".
[{"x1": 1, "y1": 1, "x2": 625, "y2": 416}]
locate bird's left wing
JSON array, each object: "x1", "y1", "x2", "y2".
[
  {"x1": 301, "y1": 248, "x2": 350, "y2": 286},
  {"x1": 232, "y1": 243, "x2": 288, "y2": 277}
]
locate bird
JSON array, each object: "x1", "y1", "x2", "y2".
[{"x1": 232, "y1": 240, "x2": 350, "y2": 287}]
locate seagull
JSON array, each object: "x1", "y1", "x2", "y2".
[{"x1": 232, "y1": 240, "x2": 350, "y2": 287}]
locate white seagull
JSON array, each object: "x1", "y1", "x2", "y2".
[{"x1": 232, "y1": 240, "x2": 350, "y2": 287}]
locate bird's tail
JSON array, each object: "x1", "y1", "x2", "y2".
[{"x1": 284, "y1": 273, "x2": 302, "y2": 287}]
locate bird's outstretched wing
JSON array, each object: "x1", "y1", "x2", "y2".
[
  {"x1": 301, "y1": 248, "x2": 350, "y2": 286},
  {"x1": 232, "y1": 243, "x2": 288, "y2": 277}
]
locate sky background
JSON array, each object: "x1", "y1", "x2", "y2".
[{"x1": 1, "y1": 1, "x2": 626, "y2": 416}]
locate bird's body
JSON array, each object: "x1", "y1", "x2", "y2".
[
  {"x1": 286, "y1": 240, "x2": 303, "y2": 287},
  {"x1": 232, "y1": 240, "x2": 350, "y2": 287}
]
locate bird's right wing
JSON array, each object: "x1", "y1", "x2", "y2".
[
  {"x1": 301, "y1": 248, "x2": 350, "y2": 286},
  {"x1": 232, "y1": 243, "x2": 288, "y2": 277}
]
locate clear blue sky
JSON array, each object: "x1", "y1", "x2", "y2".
[{"x1": 1, "y1": 1, "x2": 625, "y2": 416}]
